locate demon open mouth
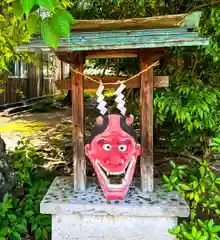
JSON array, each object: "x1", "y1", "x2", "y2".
[
  {"x1": 96, "y1": 157, "x2": 135, "y2": 190},
  {"x1": 85, "y1": 114, "x2": 141, "y2": 200}
]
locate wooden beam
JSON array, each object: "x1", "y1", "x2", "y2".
[
  {"x1": 56, "y1": 52, "x2": 80, "y2": 64},
  {"x1": 72, "y1": 53, "x2": 86, "y2": 192},
  {"x1": 55, "y1": 76, "x2": 169, "y2": 90},
  {"x1": 85, "y1": 50, "x2": 138, "y2": 59},
  {"x1": 57, "y1": 49, "x2": 166, "y2": 63},
  {"x1": 147, "y1": 48, "x2": 167, "y2": 63},
  {"x1": 139, "y1": 49, "x2": 154, "y2": 193},
  {"x1": 57, "y1": 50, "x2": 138, "y2": 62},
  {"x1": 70, "y1": 14, "x2": 187, "y2": 32}
]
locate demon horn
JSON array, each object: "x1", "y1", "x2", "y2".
[
  {"x1": 96, "y1": 116, "x2": 104, "y2": 125},
  {"x1": 126, "y1": 114, "x2": 134, "y2": 125}
]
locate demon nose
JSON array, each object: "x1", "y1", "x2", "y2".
[
  {"x1": 106, "y1": 158, "x2": 124, "y2": 166},
  {"x1": 106, "y1": 160, "x2": 120, "y2": 166}
]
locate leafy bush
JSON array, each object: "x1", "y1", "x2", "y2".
[
  {"x1": 209, "y1": 136, "x2": 220, "y2": 154},
  {"x1": 9, "y1": 140, "x2": 41, "y2": 185},
  {"x1": 163, "y1": 156, "x2": 220, "y2": 240},
  {"x1": 169, "y1": 219, "x2": 220, "y2": 240},
  {"x1": 0, "y1": 183, "x2": 51, "y2": 240},
  {"x1": 154, "y1": 70, "x2": 220, "y2": 151},
  {"x1": 0, "y1": 139, "x2": 52, "y2": 240},
  {"x1": 31, "y1": 98, "x2": 56, "y2": 113}
]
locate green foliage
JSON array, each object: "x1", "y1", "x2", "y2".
[
  {"x1": 0, "y1": 0, "x2": 29, "y2": 72},
  {"x1": 0, "y1": 182, "x2": 51, "y2": 240},
  {"x1": 0, "y1": 0, "x2": 73, "y2": 73},
  {"x1": 155, "y1": 80, "x2": 218, "y2": 132},
  {"x1": 153, "y1": 69, "x2": 220, "y2": 151},
  {"x1": 0, "y1": 140, "x2": 52, "y2": 240},
  {"x1": 19, "y1": 0, "x2": 73, "y2": 48},
  {"x1": 169, "y1": 219, "x2": 220, "y2": 240},
  {"x1": 201, "y1": 5, "x2": 220, "y2": 62},
  {"x1": 35, "y1": 0, "x2": 54, "y2": 9},
  {"x1": 70, "y1": 0, "x2": 148, "y2": 20},
  {"x1": 209, "y1": 136, "x2": 220, "y2": 153},
  {"x1": 9, "y1": 139, "x2": 41, "y2": 185},
  {"x1": 21, "y1": 0, "x2": 35, "y2": 16},
  {"x1": 84, "y1": 90, "x2": 96, "y2": 101},
  {"x1": 163, "y1": 155, "x2": 220, "y2": 240},
  {"x1": 51, "y1": 9, "x2": 74, "y2": 37},
  {"x1": 12, "y1": 0, "x2": 24, "y2": 18},
  {"x1": 31, "y1": 97, "x2": 56, "y2": 112},
  {"x1": 27, "y1": 13, "x2": 40, "y2": 34},
  {"x1": 41, "y1": 18, "x2": 60, "y2": 48},
  {"x1": 163, "y1": 159, "x2": 220, "y2": 216}
]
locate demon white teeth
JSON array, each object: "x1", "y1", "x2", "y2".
[
  {"x1": 109, "y1": 171, "x2": 124, "y2": 175},
  {"x1": 124, "y1": 159, "x2": 135, "y2": 181},
  {"x1": 106, "y1": 182, "x2": 126, "y2": 189},
  {"x1": 125, "y1": 160, "x2": 130, "y2": 169},
  {"x1": 95, "y1": 157, "x2": 135, "y2": 189},
  {"x1": 96, "y1": 163, "x2": 107, "y2": 182}
]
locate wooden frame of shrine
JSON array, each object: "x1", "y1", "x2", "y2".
[{"x1": 17, "y1": 11, "x2": 209, "y2": 194}]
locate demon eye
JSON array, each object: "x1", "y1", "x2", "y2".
[
  {"x1": 103, "y1": 144, "x2": 112, "y2": 151},
  {"x1": 118, "y1": 144, "x2": 127, "y2": 152}
]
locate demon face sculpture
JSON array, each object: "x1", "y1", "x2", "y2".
[{"x1": 85, "y1": 114, "x2": 141, "y2": 200}]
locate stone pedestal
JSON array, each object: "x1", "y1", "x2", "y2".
[{"x1": 41, "y1": 177, "x2": 189, "y2": 240}]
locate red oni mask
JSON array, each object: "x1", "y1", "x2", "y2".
[{"x1": 85, "y1": 114, "x2": 141, "y2": 200}]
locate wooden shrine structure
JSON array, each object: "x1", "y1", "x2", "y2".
[{"x1": 17, "y1": 12, "x2": 209, "y2": 194}]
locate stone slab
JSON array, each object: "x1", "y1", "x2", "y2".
[
  {"x1": 52, "y1": 214, "x2": 177, "y2": 240},
  {"x1": 41, "y1": 177, "x2": 189, "y2": 218}
]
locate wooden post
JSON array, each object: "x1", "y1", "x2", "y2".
[
  {"x1": 61, "y1": 61, "x2": 64, "y2": 80},
  {"x1": 139, "y1": 49, "x2": 154, "y2": 193},
  {"x1": 72, "y1": 53, "x2": 86, "y2": 192}
]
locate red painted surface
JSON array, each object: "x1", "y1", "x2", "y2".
[{"x1": 85, "y1": 114, "x2": 141, "y2": 200}]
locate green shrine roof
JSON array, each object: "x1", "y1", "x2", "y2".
[{"x1": 16, "y1": 12, "x2": 209, "y2": 53}]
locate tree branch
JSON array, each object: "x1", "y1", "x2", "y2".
[{"x1": 189, "y1": 0, "x2": 220, "y2": 12}]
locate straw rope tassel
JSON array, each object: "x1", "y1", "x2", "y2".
[
  {"x1": 115, "y1": 82, "x2": 127, "y2": 116},
  {"x1": 96, "y1": 83, "x2": 108, "y2": 115}
]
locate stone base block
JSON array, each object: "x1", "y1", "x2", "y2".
[
  {"x1": 53, "y1": 215, "x2": 177, "y2": 240},
  {"x1": 41, "y1": 177, "x2": 189, "y2": 240}
]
